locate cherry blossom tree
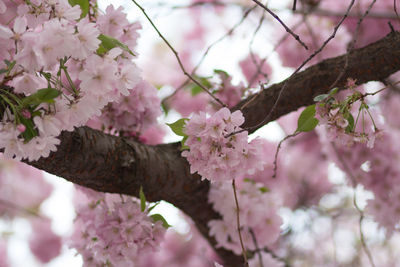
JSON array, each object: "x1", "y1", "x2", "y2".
[{"x1": 2, "y1": 0, "x2": 400, "y2": 266}]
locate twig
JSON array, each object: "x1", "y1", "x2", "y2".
[
  {"x1": 272, "y1": 132, "x2": 300, "y2": 178},
  {"x1": 131, "y1": 0, "x2": 226, "y2": 107},
  {"x1": 331, "y1": 143, "x2": 376, "y2": 267},
  {"x1": 251, "y1": 0, "x2": 309, "y2": 50},
  {"x1": 249, "y1": 229, "x2": 264, "y2": 267},
  {"x1": 328, "y1": 0, "x2": 376, "y2": 90},
  {"x1": 238, "y1": 0, "x2": 355, "y2": 134},
  {"x1": 161, "y1": 5, "x2": 256, "y2": 106},
  {"x1": 295, "y1": 8, "x2": 400, "y2": 20},
  {"x1": 395, "y1": 0, "x2": 400, "y2": 22},
  {"x1": 232, "y1": 179, "x2": 249, "y2": 267},
  {"x1": 247, "y1": 12, "x2": 269, "y2": 89},
  {"x1": 292, "y1": 0, "x2": 297, "y2": 11}
]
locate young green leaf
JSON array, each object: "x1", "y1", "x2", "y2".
[
  {"x1": 139, "y1": 186, "x2": 146, "y2": 212},
  {"x1": 191, "y1": 85, "x2": 203, "y2": 96},
  {"x1": 296, "y1": 104, "x2": 319, "y2": 133},
  {"x1": 22, "y1": 88, "x2": 61, "y2": 107},
  {"x1": 328, "y1": 87, "x2": 339, "y2": 96},
  {"x1": 259, "y1": 186, "x2": 269, "y2": 193},
  {"x1": 166, "y1": 118, "x2": 188, "y2": 137},
  {"x1": 313, "y1": 94, "x2": 329, "y2": 102},
  {"x1": 19, "y1": 116, "x2": 38, "y2": 142},
  {"x1": 150, "y1": 214, "x2": 171, "y2": 229},
  {"x1": 214, "y1": 69, "x2": 229, "y2": 77},
  {"x1": 344, "y1": 112, "x2": 355, "y2": 133},
  {"x1": 148, "y1": 202, "x2": 160, "y2": 213},
  {"x1": 97, "y1": 34, "x2": 135, "y2": 56}
]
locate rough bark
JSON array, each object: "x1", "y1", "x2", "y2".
[
  {"x1": 238, "y1": 30, "x2": 400, "y2": 132},
  {"x1": 14, "y1": 31, "x2": 400, "y2": 266}
]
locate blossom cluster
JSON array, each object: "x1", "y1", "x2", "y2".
[
  {"x1": 182, "y1": 107, "x2": 266, "y2": 182},
  {"x1": 168, "y1": 70, "x2": 246, "y2": 118},
  {"x1": 208, "y1": 180, "x2": 282, "y2": 255},
  {"x1": 0, "y1": 1, "x2": 160, "y2": 161},
  {"x1": 96, "y1": 80, "x2": 161, "y2": 134},
  {"x1": 315, "y1": 82, "x2": 381, "y2": 148},
  {"x1": 137, "y1": 228, "x2": 218, "y2": 267},
  {"x1": 0, "y1": 157, "x2": 62, "y2": 263},
  {"x1": 70, "y1": 189, "x2": 166, "y2": 267}
]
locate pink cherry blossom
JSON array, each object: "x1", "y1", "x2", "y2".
[{"x1": 29, "y1": 218, "x2": 62, "y2": 263}]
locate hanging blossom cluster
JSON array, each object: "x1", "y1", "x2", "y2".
[
  {"x1": 315, "y1": 79, "x2": 381, "y2": 148},
  {"x1": 96, "y1": 80, "x2": 161, "y2": 134},
  {"x1": 182, "y1": 107, "x2": 266, "y2": 183},
  {"x1": 208, "y1": 180, "x2": 282, "y2": 256},
  {"x1": 0, "y1": 156, "x2": 63, "y2": 263},
  {"x1": 70, "y1": 189, "x2": 166, "y2": 267},
  {"x1": 0, "y1": 1, "x2": 160, "y2": 161}
]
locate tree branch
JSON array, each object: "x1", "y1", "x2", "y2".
[
  {"x1": 238, "y1": 30, "x2": 400, "y2": 133},
  {"x1": 27, "y1": 127, "x2": 244, "y2": 266},
  {"x1": 11, "y1": 30, "x2": 400, "y2": 266}
]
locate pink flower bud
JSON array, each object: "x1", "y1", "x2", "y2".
[
  {"x1": 21, "y1": 109, "x2": 31, "y2": 119},
  {"x1": 17, "y1": 124, "x2": 26, "y2": 133}
]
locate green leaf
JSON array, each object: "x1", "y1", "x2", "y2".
[
  {"x1": 19, "y1": 116, "x2": 38, "y2": 142},
  {"x1": 139, "y1": 186, "x2": 146, "y2": 212},
  {"x1": 166, "y1": 118, "x2": 188, "y2": 137},
  {"x1": 148, "y1": 202, "x2": 160, "y2": 213},
  {"x1": 296, "y1": 104, "x2": 319, "y2": 133},
  {"x1": 5, "y1": 60, "x2": 16, "y2": 75},
  {"x1": 243, "y1": 178, "x2": 255, "y2": 184},
  {"x1": 197, "y1": 76, "x2": 212, "y2": 88},
  {"x1": 40, "y1": 72, "x2": 52, "y2": 82},
  {"x1": 191, "y1": 85, "x2": 203, "y2": 96},
  {"x1": 150, "y1": 214, "x2": 171, "y2": 229},
  {"x1": 344, "y1": 113, "x2": 354, "y2": 133},
  {"x1": 161, "y1": 102, "x2": 169, "y2": 115},
  {"x1": 0, "y1": 69, "x2": 7, "y2": 75},
  {"x1": 328, "y1": 87, "x2": 338, "y2": 96},
  {"x1": 97, "y1": 34, "x2": 135, "y2": 56},
  {"x1": 214, "y1": 69, "x2": 229, "y2": 77},
  {"x1": 22, "y1": 88, "x2": 61, "y2": 107},
  {"x1": 68, "y1": 0, "x2": 89, "y2": 18},
  {"x1": 259, "y1": 186, "x2": 269, "y2": 193},
  {"x1": 313, "y1": 94, "x2": 329, "y2": 102}
]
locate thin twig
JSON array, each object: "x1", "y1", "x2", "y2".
[
  {"x1": 272, "y1": 132, "x2": 299, "y2": 178},
  {"x1": 232, "y1": 179, "x2": 249, "y2": 267},
  {"x1": 161, "y1": 5, "x2": 256, "y2": 106},
  {"x1": 249, "y1": 229, "x2": 264, "y2": 267},
  {"x1": 331, "y1": 143, "x2": 376, "y2": 267},
  {"x1": 295, "y1": 8, "x2": 400, "y2": 19},
  {"x1": 238, "y1": 0, "x2": 355, "y2": 134},
  {"x1": 131, "y1": 0, "x2": 226, "y2": 107},
  {"x1": 328, "y1": 0, "x2": 376, "y2": 90},
  {"x1": 292, "y1": 0, "x2": 297, "y2": 11},
  {"x1": 251, "y1": 0, "x2": 309, "y2": 50},
  {"x1": 247, "y1": 12, "x2": 268, "y2": 89},
  {"x1": 395, "y1": 0, "x2": 400, "y2": 22}
]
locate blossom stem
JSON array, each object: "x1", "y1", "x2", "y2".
[{"x1": 232, "y1": 179, "x2": 249, "y2": 267}]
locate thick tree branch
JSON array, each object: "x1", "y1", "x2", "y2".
[
  {"x1": 238, "y1": 30, "x2": 400, "y2": 132},
  {"x1": 27, "y1": 127, "x2": 243, "y2": 266},
  {"x1": 13, "y1": 31, "x2": 400, "y2": 266}
]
